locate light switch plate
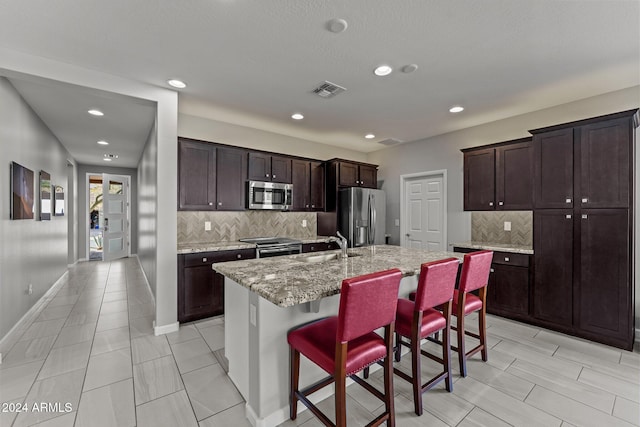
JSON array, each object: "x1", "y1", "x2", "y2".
[
  {"x1": 302, "y1": 220, "x2": 307, "y2": 227},
  {"x1": 504, "y1": 221, "x2": 511, "y2": 231},
  {"x1": 395, "y1": 219, "x2": 399, "y2": 226},
  {"x1": 204, "y1": 221, "x2": 211, "y2": 231}
]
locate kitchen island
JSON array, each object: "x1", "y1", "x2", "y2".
[{"x1": 213, "y1": 245, "x2": 464, "y2": 427}]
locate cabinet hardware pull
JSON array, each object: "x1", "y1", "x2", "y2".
[
  {"x1": 273, "y1": 175, "x2": 276, "y2": 179},
  {"x1": 237, "y1": 254, "x2": 242, "y2": 259},
  {"x1": 489, "y1": 202, "x2": 494, "y2": 206},
  {"x1": 566, "y1": 214, "x2": 572, "y2": 219},
  {"x1": 566, "y1": 198, "x2": 572, "y2": 203},
  {"x1": 202, "y1": 258, "x2": 207, "y2": 262},
  {"x1": 498, "y1": 201, "x2": 504, "y2": 206},
  {"x1": 218, "y1": 202, "x2": 222, "y2": 206},
  {"x1": 582, "y1": 214, "x2": 588, "y2": 219},
  {"x1": 581, "y1": 197, "x2": 588, "y2": 203},
  {"x1": 266, "y1": 174, "x2": 270, "y2": 178},
  {"x1": 504, "y1": 257, "x2": 510, "y2": 262},
  {"x1": 490, "y1": 268, "x2": 495, "y2": 273},
  {"x1": 208, "y1": 202, "x2": 213, "y2": 206},
  {"x1": 311, "y1": 204, "x2": 315, "y2": 208},
  {"x1": 306, "y1": 204, "x2": 309, "y2": 208}
]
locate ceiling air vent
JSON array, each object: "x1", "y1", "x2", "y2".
[
  {"x1": 312, "y1": 81, "x2": 346, "y2": 98},
  {"x1": 377, "y1": 138, "x2": 403, "y2": 146}
]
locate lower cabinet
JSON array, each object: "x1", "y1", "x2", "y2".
[
  {"x1": 178, "y1": 249, "x2": 255, "y2": 323},
  {"x1": 487, "y1": 252, "x2": 531, "y2": 320},
  {"x1": 302, "y1": 242, "x2": 339, "y2": 253}
]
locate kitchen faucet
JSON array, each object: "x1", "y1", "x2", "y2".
[{"x1": 330, "y1": 231, "x2": 348, "y2": 259}]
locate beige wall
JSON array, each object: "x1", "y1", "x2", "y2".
[{"x1": 178, "y1": 113, "x2": 368, "y2": 162}]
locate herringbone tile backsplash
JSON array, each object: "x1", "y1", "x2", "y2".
[
  {"x1": 471, "y1": 211, "x2": 532, "y2": 246},
  {"x1": 177, "y1": 211, "x2": 318, "y2": 244}
]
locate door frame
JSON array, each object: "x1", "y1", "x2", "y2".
[
  {"x1": 399, "y1": 170, "x2": 447, "y2": 249},
  {"x1": 85, "y1": 172, "x2": 131, "y2": 260}
]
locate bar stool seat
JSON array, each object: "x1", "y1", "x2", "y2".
[
  {"x1": 288, "y1": 317, "x2": 388, "y2": 376},
  {"x1": 451, "y1": 290, "x2": 483, "y2": 315},
  {"x1": 395, "y1": 301, "x2": 446, "y2": 338}
]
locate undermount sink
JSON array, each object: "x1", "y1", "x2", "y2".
[{"x1": 298, "y1": 252, "x2": 360, "y2": 263}]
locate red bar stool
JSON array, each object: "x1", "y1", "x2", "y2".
[
  {"x1": 287, "y1": 269, "x2": 402, "y2": 427},
  {"x1": 393, "y1": 258, "x2": 459, "y2": 416},
  {"x1": 452, "y1": 250, "x2": 493, "y2": 377}
]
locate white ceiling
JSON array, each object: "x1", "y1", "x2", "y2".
[{"x1": 0, "y1": 0, "x2": 638, "y2": 166}]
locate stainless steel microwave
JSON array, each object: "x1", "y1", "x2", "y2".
[{"x1": 247, "y1": 181, "x2": 293, "y2": 210}]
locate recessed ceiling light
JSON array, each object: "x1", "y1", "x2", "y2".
[
  {"x1": 291, "y1": 113, "x2": 304, "y2": 120},
  {"x1": 449, "y1": 106, "x2": 464, "y2": 113},
  {"x1": 88, "y1": 109, "x2": 104, "y2": 116},
  {"x1": 103, "y1": 154, "x2": 119, "y2": 159},
  {"x1": 167, "y1": 79, "x2": 187, "y2": 89},
  {"x1": 327, "y1": 18, "x2": 348, "y2": 33},
  {"x1": 401, "y1": 64, "x2": 419, "y2": 74},
  {"x1": 374, "y1": 65, "x2": 393, "y2": 76},
  {"x1": 365, "y1": 134, "x2": 375, "y2": 139},
  {"x1": 97, "y1": 140, "x2": 109, "y2": 146}
]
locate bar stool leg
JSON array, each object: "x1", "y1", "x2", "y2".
[
  {"x1": 394, "y1": 332, "x2": 402, "y2": 362},
  {"x1": 443, "y1": 303, "x2": 453, "y2": 392},
  {"x1": 457, "y1": 313, "x2": 467, "y2": 377},
  {"x1": 384, "y1": 325, "x2": 396, "y2": 427},
  {"x1": 290, "y1": 347, "x2": 300, "y2": 420},
  {"x1": 479, "y1": 290, "x2": 488, "y2": 362}
]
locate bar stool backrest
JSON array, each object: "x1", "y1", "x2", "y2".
[
  {"x1": 458, "y1": 250, "x2": 493, "y2": 293},
  {"x1": 414, "y1": 258, "x2": 460, "y2": 312},
  {"x1": 337, "y1": 268, "x2": 402, "y2": 343}
]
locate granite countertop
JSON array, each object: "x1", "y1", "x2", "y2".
[
  {"x1": 213, "y1": 245, "x2": 464, "y2": 307},
  {"x1": 177, "y1": 236, "x2": 335, "y2": 254},
  {"x1": 451, "y1": 241, "x2": 533, "y2": 255}
]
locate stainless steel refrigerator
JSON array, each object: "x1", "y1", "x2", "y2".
[{"x1": 338, "y1": 187, "x2": 386, "y2": 247}]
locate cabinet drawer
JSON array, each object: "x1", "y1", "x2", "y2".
[
  {"x1": 183, "y1": 249, "x2": 256, "y2": 267},
  {"x1": 302, "y1": 242, "x2": 339, "y2": 253},
  {"x1": 492, "y1": 251, "x2": 529, "y2": 268}
]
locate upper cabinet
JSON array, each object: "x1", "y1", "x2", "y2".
[
  {"x1": 463, "y1": 138, "x2": 533, "y2": 211},
  {"x1": 248, "y1": 152, "x2": 292, "y2": 183},
  {"x1": 178, "y1": 138, "x2": 247, "y2": 211},
  {"x1": 531, "y1": 110, "x2": 635, "y2": 209},
  {"x1": 337, "y1": 161, "x2": 377, "y2": 188},
  {"x1": 292, "y1": 160, "x2": 325, "y2": 211}
]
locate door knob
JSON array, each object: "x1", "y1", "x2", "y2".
[{"x1": 405, "y1": 233, "x2": 410, "y2": 237}]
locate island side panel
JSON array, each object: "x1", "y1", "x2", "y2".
[{"x1": 224, "y1": 277, "x2": 250, "y2": 400}]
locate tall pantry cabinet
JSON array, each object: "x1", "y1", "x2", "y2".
[{"x1": 531, "y1": 110, "x2": 637, "y2": 350}]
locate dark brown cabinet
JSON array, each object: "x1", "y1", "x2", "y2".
[
  {"x1": 248, "y1": 152, "x2": 292, "y2": 183},
  {"x1": 178, "y1": 138, "x2": 247, "y2": 211},
  {"x1": 217, "y1": 146, "x2": 248, "y2": 210},
  {"x1": 178, "y1": 249, "x2": 255, "y2": 323},
  {"x1": 178, "y1": 139, "x2": 216, "y2": 210},
  {"x1": 337, "y1": 161, "x2": 377, "y2": 188},
  {"x1": 530, "y1": 109, "x2": 637, "y2": 350},
  {"x1": 302, "y1": 241, "x2": 340, "y2": 253},
  {"x1": 292, "y1": 160, "x2": 325, "y2": 211},
  {"x1": 533, "y1": 210, "x2": 573, "y2": 326},
  {"x1": 463, "y1": 138, "x2": 532, "y2": 211}
]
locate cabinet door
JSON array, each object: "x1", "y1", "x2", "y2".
[
  {"x1": 359, "y1": 165, "x2": 377, "y2": 188},
  {"x1": 338, "y1": 162, "x2": 359, "y2": 186},
  {"x1": 533, "y1": 129, "x2": 574, "y2": 209},
  {"x1": 309, "y1": 161, "x2": 325, "y2": 210},
  {"x1": 217, "y1": 147, "x2": 247, "y2": 210},
  {"x1": 577, "y1": 118, "x2": 631, "y2": 208},
  {"x1": 248, "y1": 152, "x2": 271, "y2": 181},
  {"x1": 182, "y1": 265, "x2": 216, "y2": 320},
  {"x1": 463, "y1": 148, "x2": 495, "y2": 211},
  {"x1": 291, "y1": 160, "x2": 310, "y2": 210},
  {"x1": 496, "y1": 141, "x2": 532, "y2": 210},
  {"x1": 533, "y1": 210, "x2": 573, "y2": 326},
  {"x1": 487, "y1": 264, "x2": 529, "y2": 318},
  {"x1": 178, "y1": 140, "x2": 216, "y2": 210},
  {"x1": 271, "y1": 156, "x2": 292, "y2": 183},
  {"x1": 577, "y1": 209, "x2": 630, "y2": 345}
]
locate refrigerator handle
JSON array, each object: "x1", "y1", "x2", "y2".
[{"x1": 369, "y1": 194, "x2": 376, "y2": 244}]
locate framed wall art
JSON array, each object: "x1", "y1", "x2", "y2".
[
  {"x1": 54, "y1": 185, "x2": 65, "y2": 216},
  {"x1": 40, "y1": 170, "x2": 51, "y2": 220},
  {"x1": 10, "y1": 161, "x2": 35, "y2": 220}
]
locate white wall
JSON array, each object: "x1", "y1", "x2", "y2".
[
  {"x1": 179, "y1": 113, "x2": 368, "y2": 162},
  {"x1": 0, "y1": 77, "x2": 73, "y2": 339}
]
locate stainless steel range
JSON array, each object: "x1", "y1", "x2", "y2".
[{"x1": 239, "y1": 237, "x2": 302, "y2": 258}]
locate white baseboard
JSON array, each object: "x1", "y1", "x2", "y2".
[
  {"x1": 78, "y1": 257, "x2": 88, "y2": 262},
  {"x1": 153, "y1": 321, "x2": 179, "y2": 336},
  {"x1": 0, "y1": 270, "x2": 69, "y2": 359},
  {"x1": 67, "y1": 260, "x2": 79, "y2": 268}
]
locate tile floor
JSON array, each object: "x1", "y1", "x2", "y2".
[{"x1": 0, "y1": 258, "x2": 639, "y2": 427}]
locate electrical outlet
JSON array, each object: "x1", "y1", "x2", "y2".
[
  {"x1": 302, "y1": 220, "x2": 307, "y2": 227},
  {"x1": 204, "y1": 221, "x2": 211, "y2": 231},
  {"x1": 28, "y1": 284, "x2": 33, "y2": 295},
  {"x1": 504, "y1": 221, "x2": 512, "y2": 231},
  {"x1": 395, "y1": 219, "x2": 400, "y2": 226}
]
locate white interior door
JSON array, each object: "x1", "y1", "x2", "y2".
[
  {"x1": 403, "y1": 174, "x2": 445, "y2": 251},
  {"x1": 102, "y1": 174, "x2": 129, "y2": 261}
]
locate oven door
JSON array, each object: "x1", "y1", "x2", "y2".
[{"x1": 257, "y1": 245, "x2": 302, "y2": 258}]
